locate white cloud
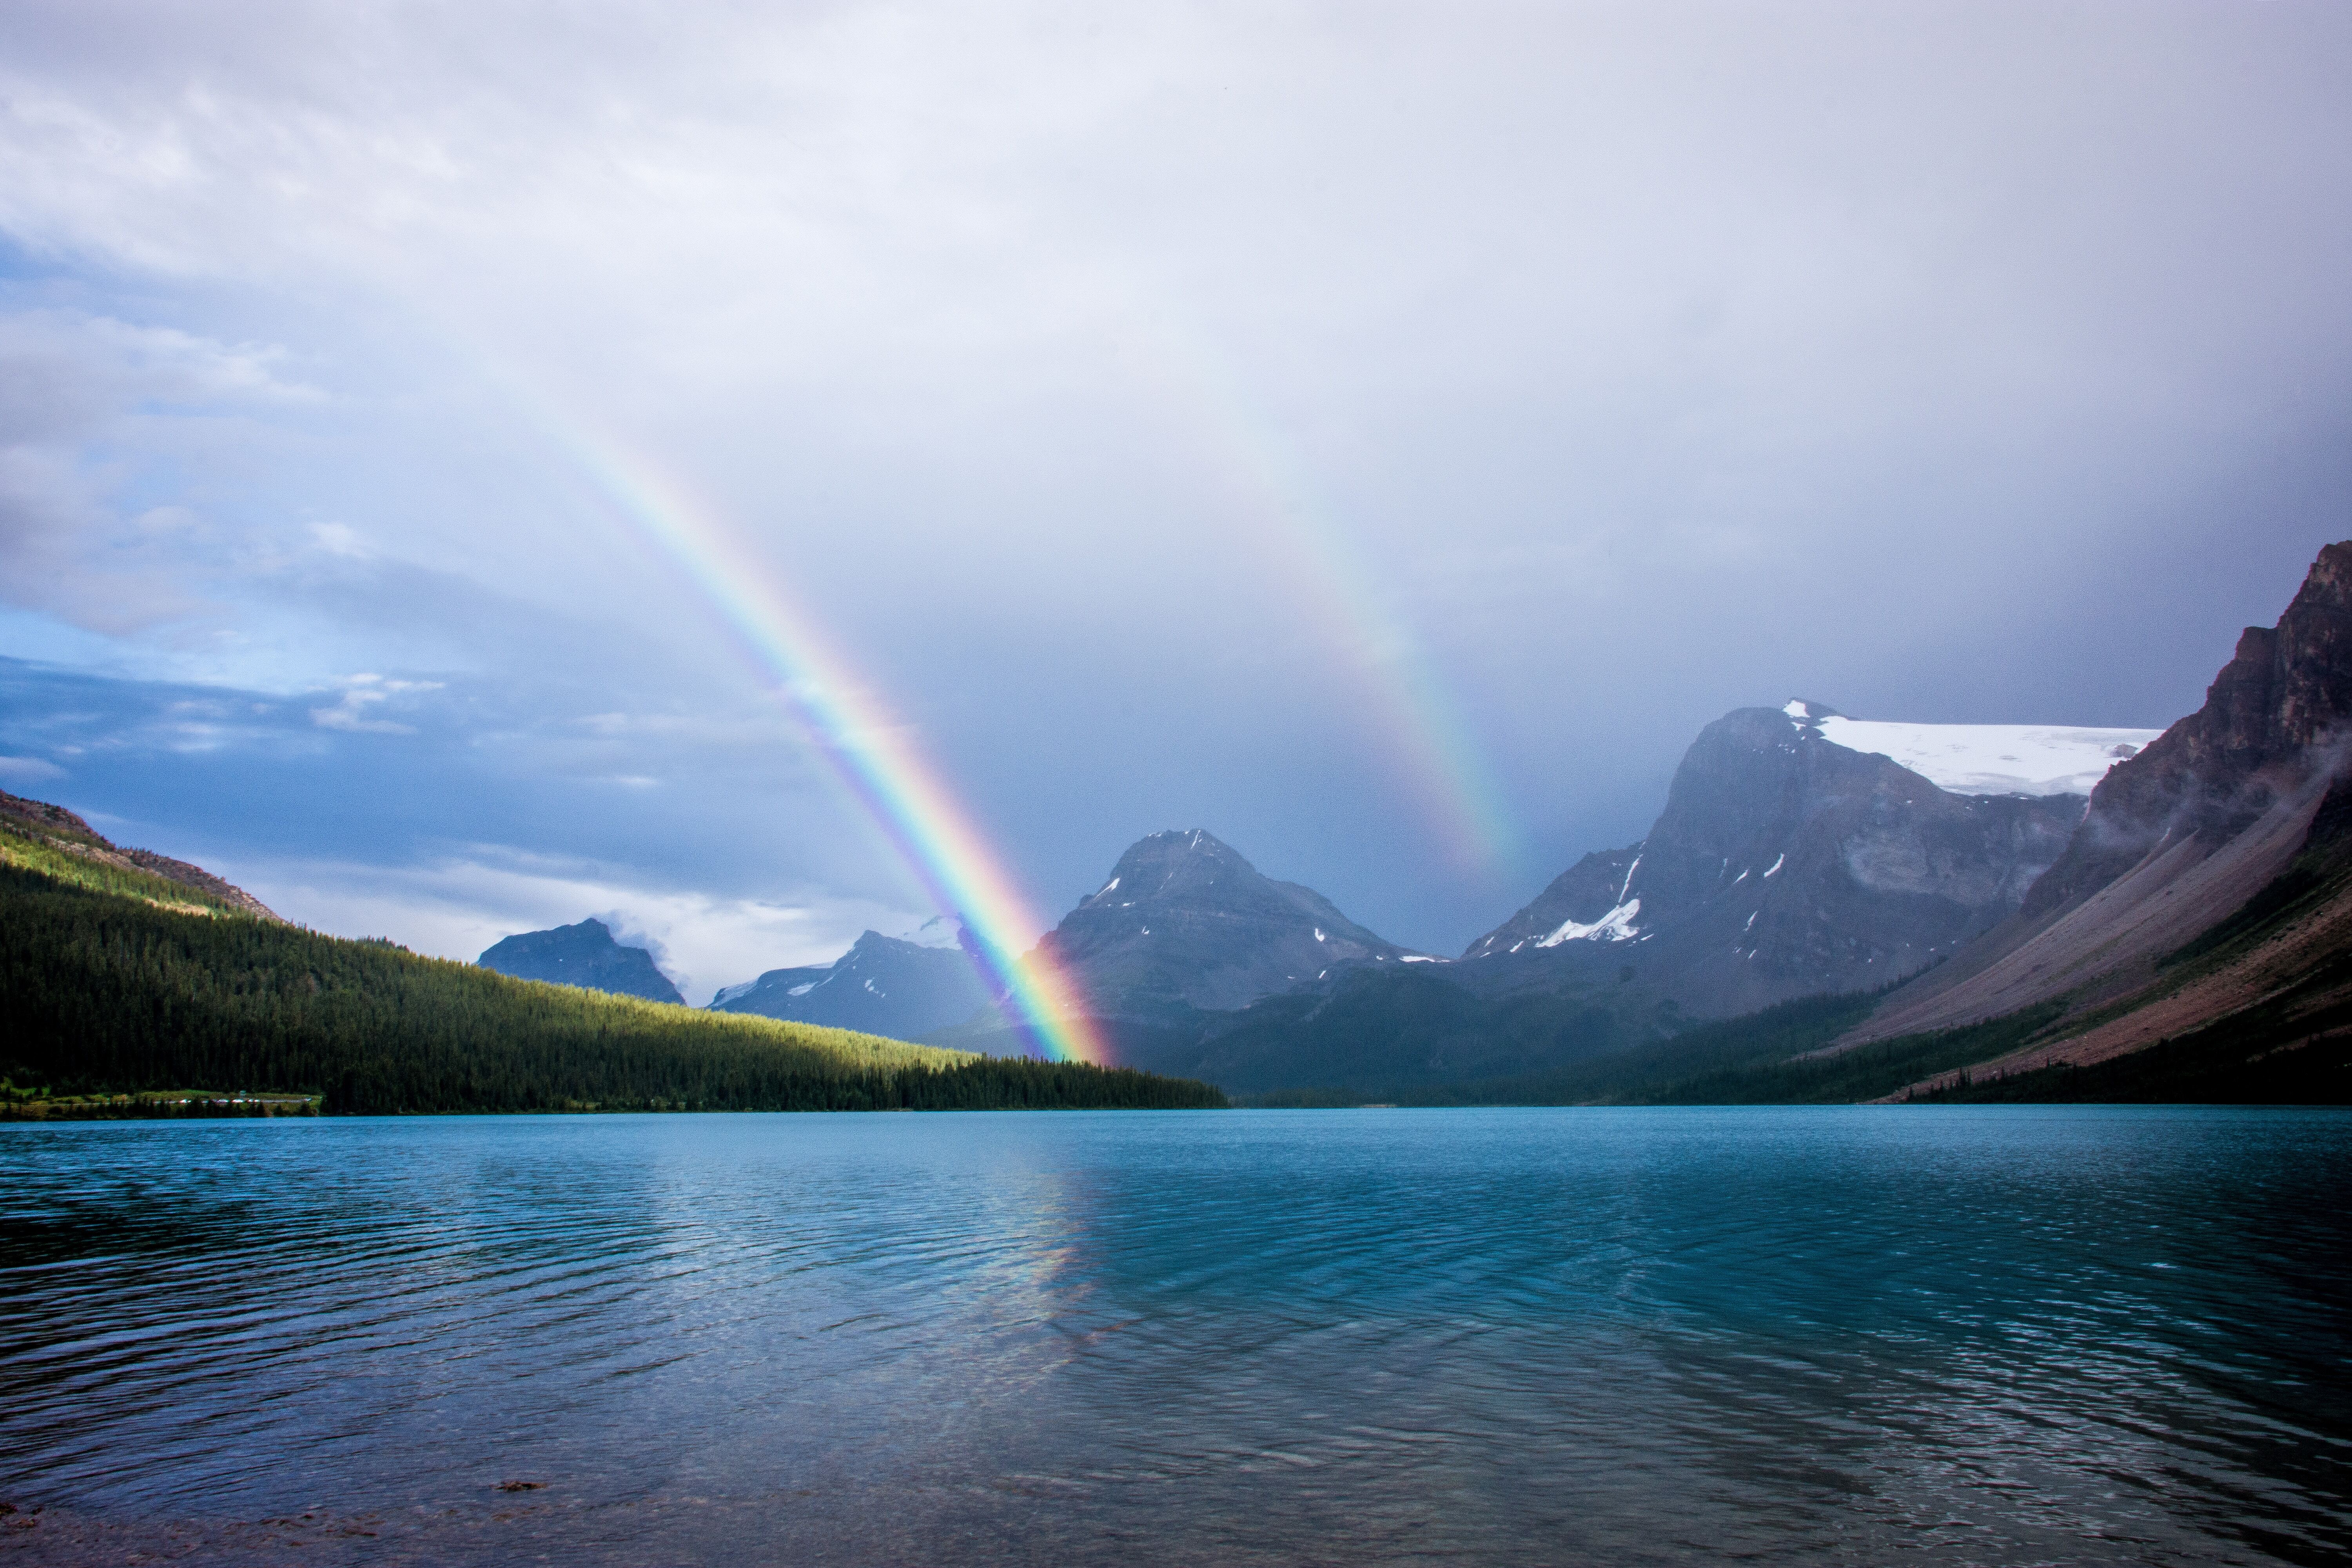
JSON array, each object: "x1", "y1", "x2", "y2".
[
  {"x1": 0, "y1": 754, "x2": 67, "y2": 784},
  {"x1": 309, "y1": 672, "x2": 443, "y2": 733},
  {"x1": 308, "y1": 521, "x2": 374, "y2": 559},
  {"x1": 240, "y1": 847, "x2": 932, "y2": 1006},
  {"x1": 0, "y1": 308, "x2": 322, "y2": 633}
]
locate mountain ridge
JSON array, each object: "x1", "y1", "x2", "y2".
[
  {"x1": 0, "y1": 805, "x2": 1229, "y2": 1115},
  {"x1": 711, "y1": 927, "x2": 1000, "y2": 1040},
  {"x1": 0, "y1": 789, "x2": 281, "y2": 921}
]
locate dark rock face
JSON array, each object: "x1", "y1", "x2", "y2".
[
  {"x1": 709, "y1": 930, "x2": 997, "y2": 1040},
  {"x1": 1035, "y1": 829, "x2": 1413, "y2": 1016},
  {"x1": 1464, "y1": 708, "x2": 2083, "y2": 1016},
  {"x1": 477, "y1": 918, "x2": 683, "y2": 1005},
  {"x1": 2023, "y1": 542, "x2": 2352, "y2": 917}
]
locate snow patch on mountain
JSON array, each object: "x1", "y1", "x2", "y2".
[
  {"x1": 1796, "y1": 706, "x2": 2160, "y2": 797},
  {"x1": 1539, "y1": 898, "x2": 1641, "y2": 946}
]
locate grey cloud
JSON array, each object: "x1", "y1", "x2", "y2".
[
  {"x1": 0, "y1": 309, "x2": 322, "y2": 630},
  {"x1": 0, "y1": 3, "x2": 2346, "y2": 952}
]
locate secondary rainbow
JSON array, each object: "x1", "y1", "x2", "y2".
[
  {"x1": 1121, "y1": 316, "x2": 1524, "y2": 871},
  {"x1": 539, "y1": 430, "x2": 1107, "y2": 1065}
]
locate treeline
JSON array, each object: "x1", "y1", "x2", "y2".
[
  {"x1": 1241, "y1": 989, "x2": 1884, "y2": 1106},
  {"x1": 0, "y1": 856, "x2": 1225, "y2": 1115},
  {"x1": 1918, "y1": 964, "x2": 2352, "y2": 1105},
  {"x1": 1236, "y1": 988, "x2": 2090, "y2": 1107},
  {"x1": 1174, "y1": 967, "x2": 1635, "y2": 1098},
  {"x1": 2, "y1": 1093, "x2": 322, "y2": 1122},
  {"x1": 1242, "y1": 975, "x2": 2347, "y2": 1108}
]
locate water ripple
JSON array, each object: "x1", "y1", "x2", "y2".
[{"x1": 1, "y1": 1107, "x2": 2347, "y2": 1564}]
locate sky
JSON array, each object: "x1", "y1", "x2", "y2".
[{"x1": 2, "y1": 1, "x2": 2348, "y2": 1003}]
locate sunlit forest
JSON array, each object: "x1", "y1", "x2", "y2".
[{"x1": 0, "y1": 829, "x2": 1224, "y2": 1116}]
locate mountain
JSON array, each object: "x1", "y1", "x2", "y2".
[
  {"x1": 1177, "y1": 548, "x2": 2352, "y2": 1105},
  {"x1": 1829, "y1": 541, "x2": 2352, "y2": 1100},
  {"x1": 0, "y1": 790, "x2": 281, "y2": 920},
  {"x1": 1, "y1": 796, "x2": 1223, "y2": 1115},
  {"x1": 1034, "y1": 828, "x2": 1417, "y2": 1018},
  {"x1": 1456, "y1": 702, "x2": 2140, "y2": 1018},
  {"x1": 710, "y1": 924, "x2": 999, "y2": 1040},
  {"x1": 1129, "y1": 704, "x2": 2147, "y2": 1099},
  {"x1": 477, "y1": 918, "x2": 684, "y2": 1004}
]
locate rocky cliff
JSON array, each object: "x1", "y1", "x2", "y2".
[
  {"x1": 1845, "y1": 540, "x2": 2352, "y2": 1065},
  {"x1": 2024, "y1": 543, "x2": 2352, "y2": 918}
]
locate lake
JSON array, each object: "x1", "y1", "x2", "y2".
[{"x1": 2, "y1": 1107, "x2": 2347, "y2": 1564}]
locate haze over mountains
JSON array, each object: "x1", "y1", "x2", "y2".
[
  {"x1": 709, "y1": 921, "x2": 998, "y2": 1042},
  {"x1": 438, "y1": 543, "x2": 2352, "y2": 1107},
  {"x1": 490, "y1": 696, "x2": 2173, "y2": 1066}
]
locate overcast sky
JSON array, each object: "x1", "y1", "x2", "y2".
[{"x1": 3, "y1": 1, "x2": 2348, "y2": 1000}]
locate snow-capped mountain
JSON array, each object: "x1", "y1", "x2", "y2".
[
  {"x1": 477, "y1": 917, "x2": 684, "y2": 1004},
  {"x1": 1033, "y1": 829, "x2": 1416, "y2": 1016},
  {"x1": 1462, "y1": 702, "x2": 2141, "y2": 1015},
  {"x1": 708, "y1": 925, "x2": 998, "y2": 1039}
]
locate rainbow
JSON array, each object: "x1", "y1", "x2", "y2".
[
  {"x1": 1122, "y1": 319, "x2": 1523, "y2": 871},
  {"x1": 524, "y1": 424, "x2": 1108, "y2": 1064}
]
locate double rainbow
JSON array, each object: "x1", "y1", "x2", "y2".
[{"x1": 490, "y1": 314, "x2": 1521, "y2": 1063}]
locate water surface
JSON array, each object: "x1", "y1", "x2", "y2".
[{"x1": 2, "y1": 1107, "x2": 2347, "y2": 1564}]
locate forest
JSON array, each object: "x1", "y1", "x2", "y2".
[{"x1": 0, "y1": 828, "x2": 1225, "y2": 1116}]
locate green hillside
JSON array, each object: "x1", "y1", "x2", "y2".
[{"x1": 0, "y1": 822, "x2": 1224, "y2": 1115}]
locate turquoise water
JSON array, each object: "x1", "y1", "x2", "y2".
[{"x1": 1, "y1": 1106, "x2": 2347, "y2": 1565}]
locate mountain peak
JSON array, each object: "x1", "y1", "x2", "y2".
[
  {"x1": 0, "y1": 789, "x2": 281, "y2": 920},
  {"x1": 1847, "y1": 539, "x2": 2352, "y2": 1053},
  {"x1": 1146, "y1": 827, "x2": 1226, "y2": 846},
  {"x1": 1043, "y1": 830, "x2": 1412, "y2": 1015},
  {"x1": 1076, "y1": 828, "x2": 1257, "y2": 914},
  {"x1": 478, "y1": 918, "x2": 683, "y2": 1005}
]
